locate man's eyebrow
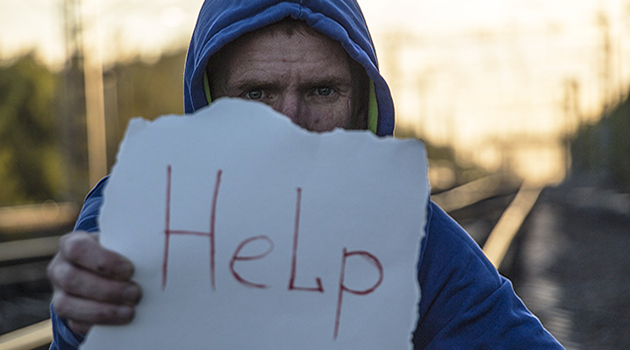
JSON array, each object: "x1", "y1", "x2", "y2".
[
  {"x1": 229, "y1": 76, "x2": 352, "y2": 91},
  {"x1": 233, "y1": 81, "x2": 278, "y2": 91},
  {"x1": 304, "y1": 77, "x2": 352, "y2": 87},
  {"x1": 226, "y1": 71, "x2": 280, "y2": 88}
]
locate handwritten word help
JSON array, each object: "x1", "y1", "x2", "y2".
[{"x1": 161, "y1": 165, "x2": 383, "y2": 340}]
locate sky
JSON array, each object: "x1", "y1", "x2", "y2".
[
  {"x1": 0, "y1": 0, "x2": 202, "y2": 67},
  {"x1": 1, "y1": 0, "x2": 629, "y2": 184}
]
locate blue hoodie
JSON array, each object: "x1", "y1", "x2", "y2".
[
  {"x1": 50, "y1": 0, "x2": 564, "y2": 349},
  {"x1": 183, "y1": 0, "x2": 393, "y2": 136}
]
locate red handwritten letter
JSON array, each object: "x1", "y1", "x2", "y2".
[
  {"x1": 333, "y1": 248, "x2": 384, "y2": 340},
  {"x1": 229, "y1": 235, "x2": 274, "y2": 289},
  {"x1": 162, "y1": 165, "x2": 223, "y2": 290},
  {"x1": 288, "y1": 187, "x2": 324, "y2": 293}
]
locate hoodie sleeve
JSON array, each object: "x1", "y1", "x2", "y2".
[
  {"x1": 413, "y1": 202, "x2": 565, "y2": 349},
  {"x1": 49, "y1": 178, "x2": 108, "y2": 350}
]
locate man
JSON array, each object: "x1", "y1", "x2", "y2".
[{"x1": 47, "y1": 0, "x2": 565, "y2": 349}]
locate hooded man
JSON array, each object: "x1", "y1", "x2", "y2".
[{"x1": 47, "y1": 1, "x2": 565, "y2": 349}]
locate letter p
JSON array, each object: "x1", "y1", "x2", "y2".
[{"x1": 333, "y1": 248, "x2": 384, "y2": 340}]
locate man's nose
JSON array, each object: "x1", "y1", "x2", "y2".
[{"x1": 275, "y1": 94, "x2": 304, "y2": 127}]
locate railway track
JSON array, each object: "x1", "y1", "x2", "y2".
[
  {"x1": 0, "y1": 178, "x2": 534, "y2": 349},
  {"x1": 0, "y1": 202, "x2": 77, "y2": 345}
]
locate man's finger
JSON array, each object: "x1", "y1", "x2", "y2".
[
  {"x1": 66, "y1": 321, "x2": 92, "y2": 335},
  {"x1": 52, "y1": 291, "x2": 135, "y2": 326},
  {"x1": 48, "y1": 260, "x2": 141, "y2": 305},
  {"x1": 58, "y1": 232, "x2": 134, "y2": 280}
]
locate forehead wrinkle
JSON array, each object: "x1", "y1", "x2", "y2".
[
  {"x1": 227, "y1": 70, "x2": 352, "y2": 91},
  {"x1": 226, "y1": 57, "x2": 351, "y2": 88},
  {"x1": 211, "y1": 20, "x2": 361, "y2": 101},
  {"x1": 224, "y1": 64, "x2": 289, "y2": 89}
]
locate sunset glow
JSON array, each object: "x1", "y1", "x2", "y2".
[{"x1": 2, "y1": 0, "x2": 628, "y2": 184}]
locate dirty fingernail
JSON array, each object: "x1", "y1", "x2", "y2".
[
  {"x1": 124, "y1": 285, "x2": 141, "y2": 303},
  {"x1": 115, "y1": 262, "x2": 133, "y2": 278},
  {"x1": 118, "y1": 305, "x2": 135, "y2": 321}
]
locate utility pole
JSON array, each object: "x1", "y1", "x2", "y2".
[
  {"x1": 381, "y1": 30, "x2": 413, "y2": 136},
  {"x1": 81, "y1": 0, "x2": 108, "y2": 186},
  {"x1": 382, "y1": 30, "x2": 405, "y2": 93},
  {"x1": 415, "y1": 77, "x2": 428, "y2": 139},
  {"x1": 563, "y1": 78, "x2": 580, "y2": 178},
  {"x1": 598, "y1": 11, "x2": 612, "y2": 111},
  {"x1": 61, "y1": 0, "x2": 88, "y2": 200},
  {"x1": 597, "y1": 9, "x2": 614, "y2": 174}
]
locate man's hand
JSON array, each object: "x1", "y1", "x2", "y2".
[{"x1": 47, "y1": 231, "x2": 142, "y2": 335}]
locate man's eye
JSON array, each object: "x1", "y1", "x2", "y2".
[
  {"x1": 244, "y1": 89, "x2": 264, "y2": 100},
  {"x1": 315, "y1": 87, "x2": 335, "y2": 96}
]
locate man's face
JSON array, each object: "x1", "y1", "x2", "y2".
[{"x1": 208, "y1": 23, "x2": 367, "y2": 132}]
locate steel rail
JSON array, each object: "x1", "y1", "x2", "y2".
[
  {"x1": 431, "y1": 174, "x2": 511, "y2": 212},
  {"x1": 0, "y1": 320, "x2": 52, "y2": 350},
  {"x1": 482, "y1": 181, "x2": 544, "y2": 268},
  {"x1": 0, "y1": 236, "x2": 61, "y2": 264},
  {"x1": 1, "y1": 176, "x2": 530, "y2": 349},
  {"x1": 0, "y1": 202, "x2": 78, "y2": 233}
]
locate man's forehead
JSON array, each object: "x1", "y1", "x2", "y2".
[
  {"x1": 219, "y1": 19, "x2": 336, "y2": 57},
  {"x1": 250, "y1": 18, "x2": 324, "y2": 39},
  {"x1": 218, "y1": 25, "x2": 353, "y2": 87},
  {"x1": 207, "y1": 18, "x2": 354, "y2": 81}
]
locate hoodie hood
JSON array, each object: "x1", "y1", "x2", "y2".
[{"x1": 184, "y1": 0, "x2": 395, "y2": 136}]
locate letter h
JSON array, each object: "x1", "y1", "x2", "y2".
[{"x1": 162, "y1": 165, "x2": 222, "y2": 291}]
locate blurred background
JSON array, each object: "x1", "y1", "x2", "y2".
[{"x1": 0, "y1": 0, "x2": 628, "y2": 349}]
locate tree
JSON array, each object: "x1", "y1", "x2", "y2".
[{"x1": 0, "y1": 54, "x2": 63, "y2": 205}]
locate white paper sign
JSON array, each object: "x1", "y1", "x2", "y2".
[{"x1": 81, "y1": 98, "x2": 428, "y2": 349}]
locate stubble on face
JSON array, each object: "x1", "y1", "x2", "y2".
[{"x1": 207, "y1": 20, "x2": 368, "y2": 132}]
